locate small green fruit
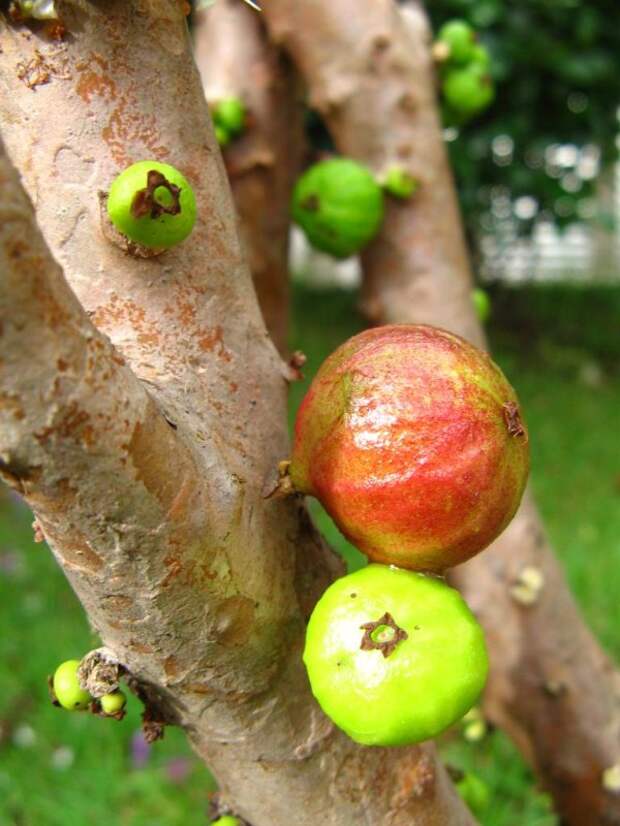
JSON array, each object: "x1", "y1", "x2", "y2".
[
  {"x1": 107, "y1": 160, "x2": 197, "y2": 250},
  {"x1": 215, "y1": 124, "x2": 231, "y2": 147},
  {"x1": 437, "y1": 20, "x2": 477, "y2": 65},
  {"x1": 470, "y1": 43, "x2": 491, "y2": 71},
  {"x1": 212, "y1": 97, "x2": 246, "y2": 136},
  {"x1": 472, "y1": 287, "x2": 491, "y2": 323},
  {"x1": 292, "y1": 158, "x2": 385, "y2": 258},
  {"x1": 381, "y1": 166, "x2": 419, "y2": 199},
  {"x1": 303, "y1": 565, "x2": 488, "y2": 746},
  {"x1": 211, "y1": 817, "x2": 240, "y2": 826},
  {"x1": 456, "y1": 772, "x2": 491, "y2": 815},
  {"x1": 443, "y1": 64, "x2": 495, "y2": 116},
  {"x1": 100, "y1": 690, "x2": 127, "y2": 716},
  {"x1": 52, "y1": 660, "x2": 92, "y2": 711}
]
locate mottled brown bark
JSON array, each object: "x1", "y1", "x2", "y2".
[
  {"x1": 261, "y1": 2, "x2": 620, "y2": 824},
  {"x1": 0, "y1": 3, "x2": 476, "y2": 824},
  {"x1": 194, "y1": 0, "x2": 304, "y2": 356}
]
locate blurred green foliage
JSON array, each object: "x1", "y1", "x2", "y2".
[{"x1": 426, "y1": 0, "x2": 620, "y2": 231}]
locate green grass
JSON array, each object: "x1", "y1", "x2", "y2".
[{"x1": 1, "y1": 282, "x2": 618, "y2": 825}]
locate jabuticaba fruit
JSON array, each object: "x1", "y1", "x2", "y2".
[{"x1": 290, "y1": 324, "x2": 529, "y2": 572}]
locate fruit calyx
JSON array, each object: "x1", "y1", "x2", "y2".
[
  {"x1": 503, "y1": 401, "x2": 527, "y2": 439},
  {"x1": 131, "y1": 170, "x2": 182, "y2": 220},
  {"x1": 360, "y1": 612, "x2": 408, "y2": 658}
]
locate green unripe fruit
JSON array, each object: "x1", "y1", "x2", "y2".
[
  {"x1": 443, "y1": 64, "x2": 495, "y2": 116},
  {"x1": 456, "y1": 772, "x2": 491, "y2": 815},
  {"x1": 211, "y1": 818, "x2": 240, "y2": 826},
  {"x1": 437, "y1": 20, "x2": 477, "y2": 65},
  {"x1": 292, "y1": 158, "x2": 385, "y2": 259},
  {"x1": 472, "y1": 287, "x2": 491, "y2": 323},
  {"x1": 212, "y1": 97, "x2": 246, "y2": 135},
  {"x1": 106, "y1": 160, "x2": 197, "y2": 250},
  {"x1": 381, "y1": 166, "x2": 419, "y2": 199},
  {"x1": 100, "y1": 690, "x2": 127, "y2": 715},
  {"x1": 303, "y1": 565, "x2": 488, "y2": 746},
  {"x1": 470, "y1": 43, "x2": 491, "y2": 71},
  {"x1": 215, "y1": 124, "x2": 231, "y2": 147},
  {"x1": 52, "y1": 660, "x2": 92, "y2": 711},
  {"x1": 212, "y1": 97, "x2": 246, "y2": 136}
]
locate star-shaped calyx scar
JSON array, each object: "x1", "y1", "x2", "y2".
[{"x1": 360, "y1": 612, "x2": 408, "y2": 658}]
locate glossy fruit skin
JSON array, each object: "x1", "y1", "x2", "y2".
[
  {"x1": 443, "y1": 64, "x2": 495, "y2": 116},
  {"x1": 292, "y1": 159, "x2": 384, "y2": 258},
  {"x1": 437, "y1": 20, "x2": 476, "y2": 65},
  {"x1": 100, "y1": 691, "x2": 126, "y2": 715},
  {"x1": 210, "y1": 818, "x2": 240, "y2": 826},
  {"x1": 472, "y1": 287, "x2": 491, "y2": 323},
  {"x1": 303, "y1": 565, "x2": 488, "y2": 746},
  {"x1": 290, "y1": 325, "x2": 529, "y2": 572},
  {"x1": 107, "y1": 160, "x2": 197, "y2": 249},
  {"x1": 53, "y1": 660, "x2": 92, "y2": 711}
]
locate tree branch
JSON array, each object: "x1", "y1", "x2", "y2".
[
  {"x1": 0, "y1": 3, "x2": 478, "y2": 823},
  {"x1": 194, "y1": 0, "x2": 304, "y2": 356},
  {"x1": 261, "y1": 2, "x2": 620, "y2": 824}
]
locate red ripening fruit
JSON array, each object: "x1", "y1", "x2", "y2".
[{"x1": 289, "y1": 325, "x2": 529, "y2": 572}]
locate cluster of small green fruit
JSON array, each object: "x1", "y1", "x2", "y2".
[
  {"x1": 50, "y1": 659, "x2": 127, "y2": 718},
  {"x1": 435, "y1": 19, "x2": 495, "y2": 124},
  {"x1": 287, "y1": 324, "x2": 529, "y2": 749}
]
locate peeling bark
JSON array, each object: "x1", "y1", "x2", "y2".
[
  {"x1": 194, "y1": 0, "x2": 304, "y2": 356},
  {"x1": 261, "y1": 2, "x2": 620, "y2": 824},
  {"x1": 0, "y1": 3, "x2": 477, "y2": 823}
]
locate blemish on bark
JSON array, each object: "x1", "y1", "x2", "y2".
[
  {"x1": 16, "y1": 50, "x2": 52, "y2": 89},
  {"x1": 213, "y1": 595, "x2": 255, "y2": 646},
  {"x1": 75, "y1": 55, "x2": 117, "y2": 103},
  {"x1": 510, "y1": 565, "x2": 544, "y2": 606},
  {"x1": 163, "y1": 655, "x2": 179, "y2": 678},
  {"x1": 391, "y1": 751, "x2": 436, "y2": 806},
  {"x1": 130, "y1": 641, "x2": 154, "y2": 655},
  {"x1": 372, "y1": 34, "x2": 391, "y2": 53},
  {"x1": 59, "y1": 534, "x2": 104, "y2": 573},
  {"x1": 198, "y1": 325, "x2": 231, "y2": 361}
]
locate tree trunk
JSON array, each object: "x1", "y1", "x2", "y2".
[
  {"x1": 194, "y1": 0, "x2": 304, "y2": 356},
  {"x1": 0, "y1": 3, "x2": 477, "y2": 824},
  {"x1": 261, "y1": 2, "x2": 620, "y2": 824}
]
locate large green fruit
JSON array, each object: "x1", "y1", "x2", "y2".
[
  {"x1": 303, "y1": 565, "x2": 488, "y2": 746},
  {"x1": 290, "y1": 325, "x2": 529, "y2": 573},
  {"x1": 443, "y1": 64, "x2": 495, "y2": 116},
  {"x1": 291, "y1": 159, "x2": 384, "y2": 258}
]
